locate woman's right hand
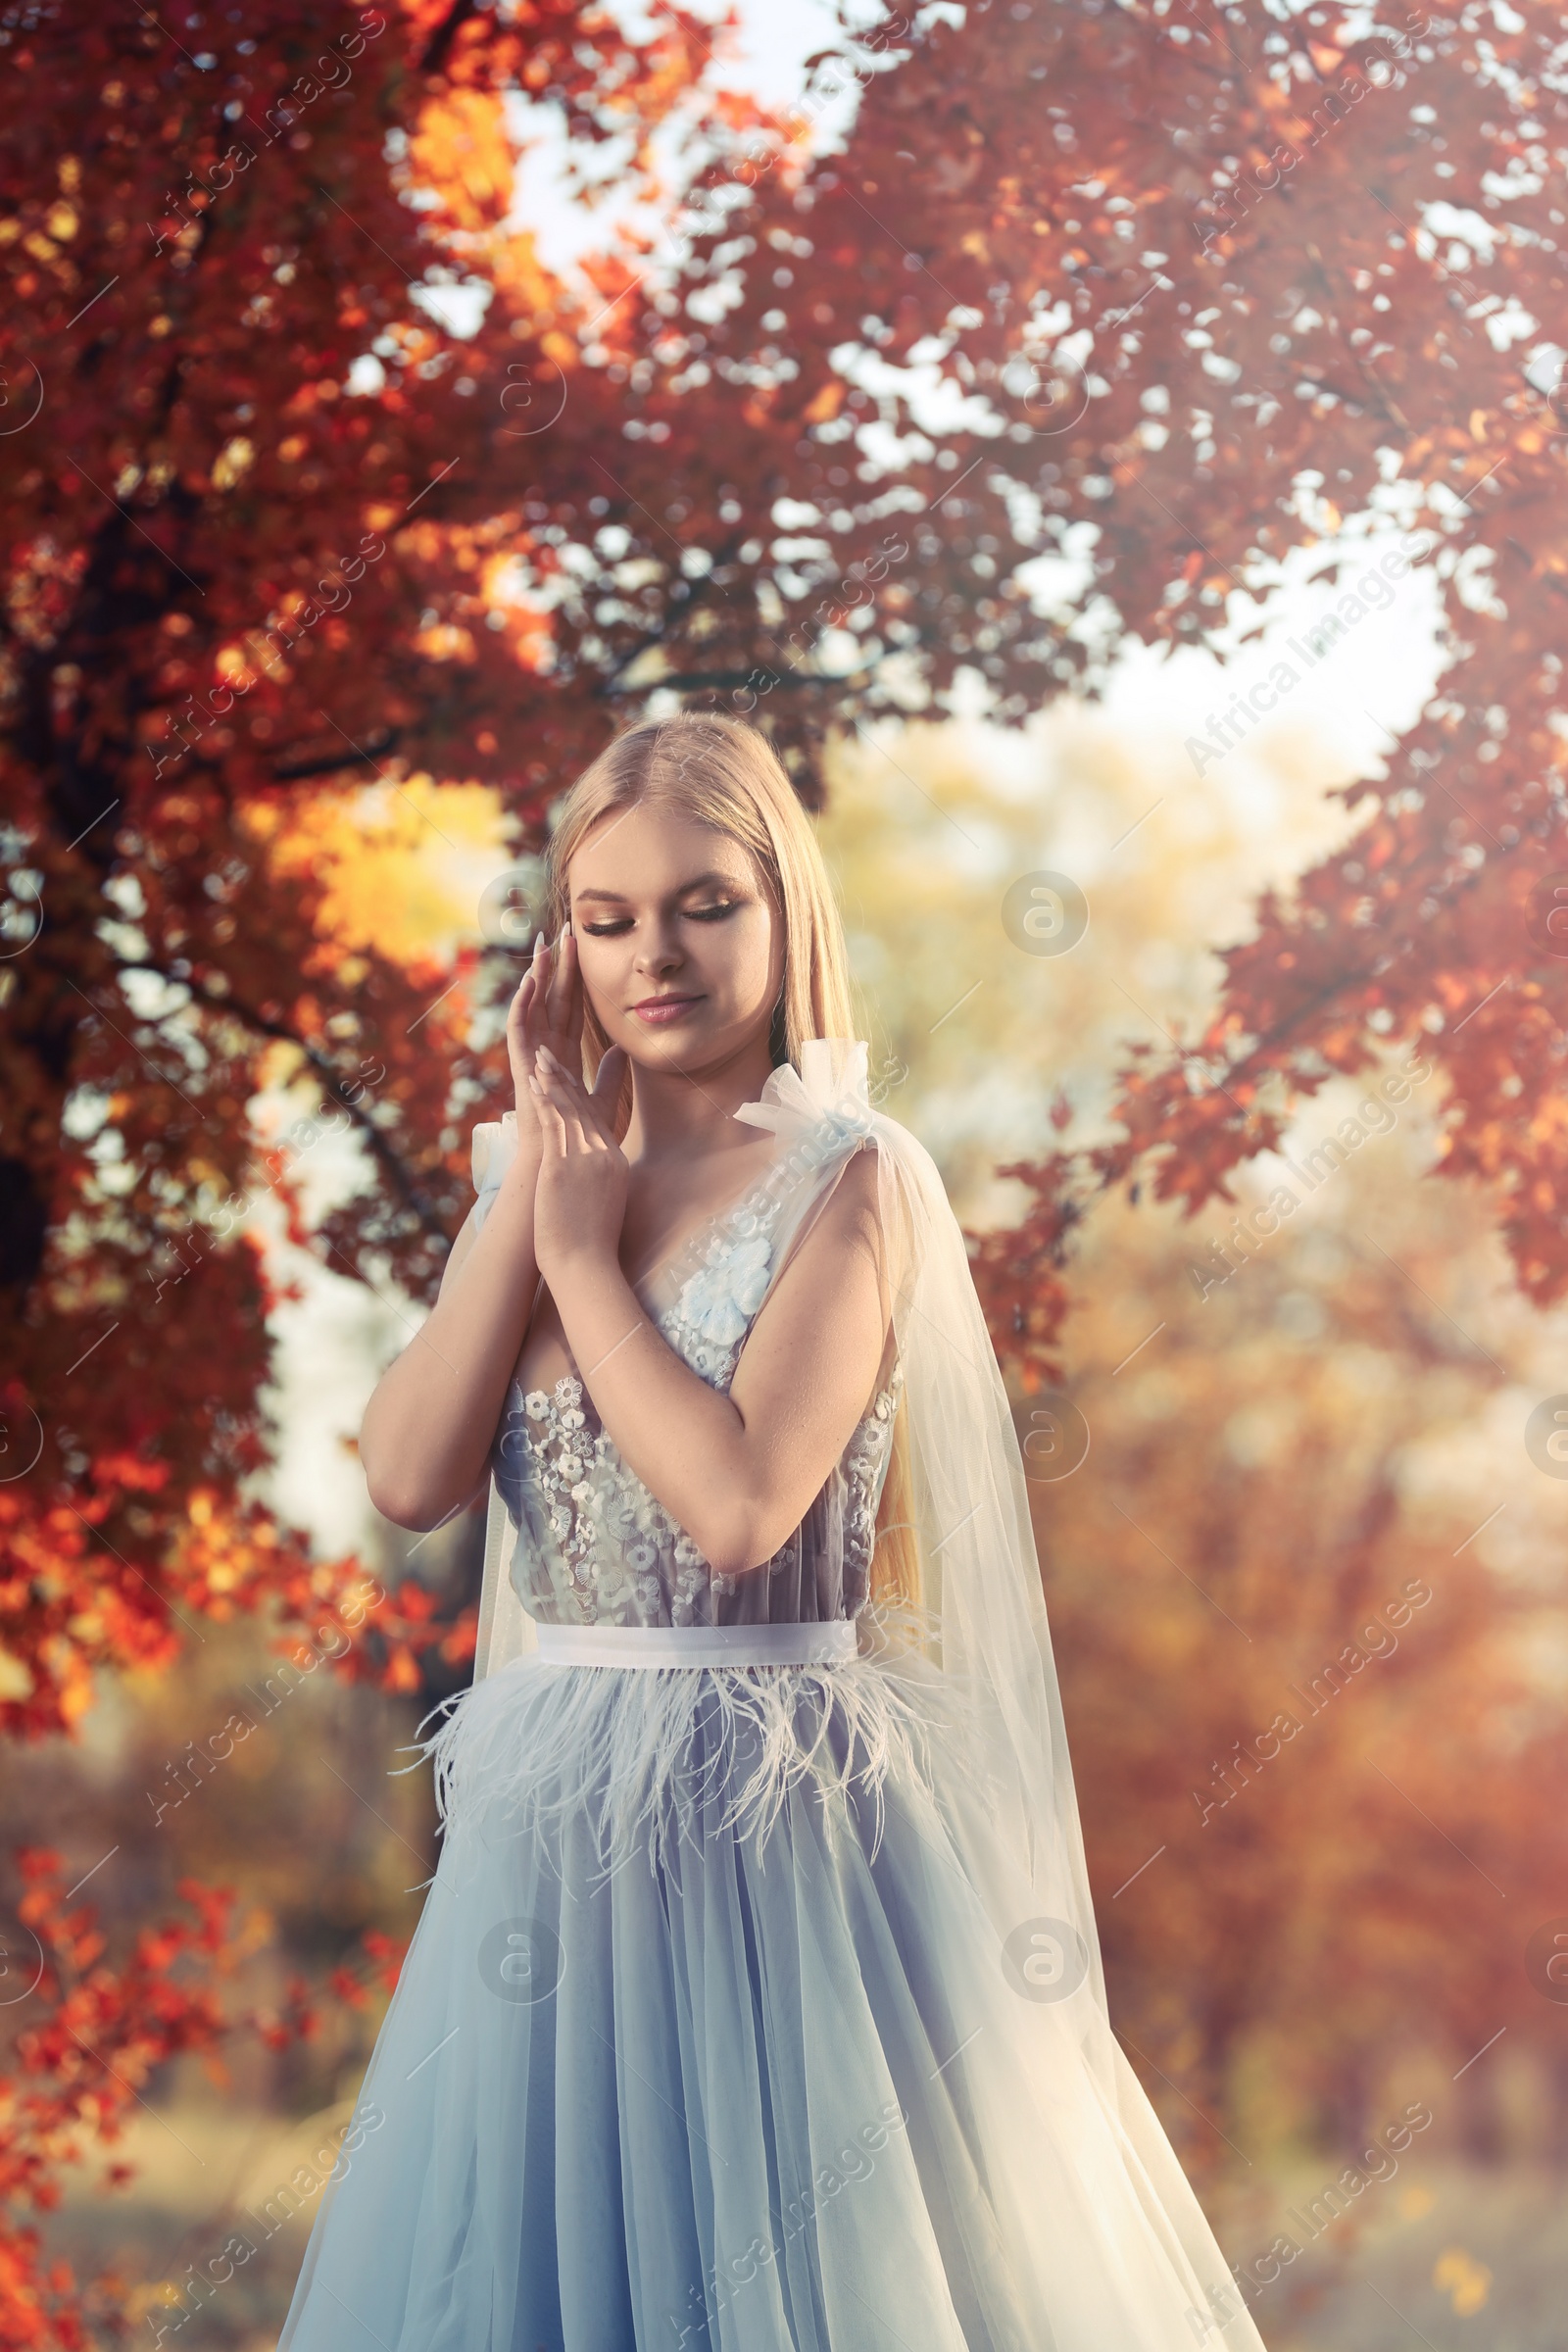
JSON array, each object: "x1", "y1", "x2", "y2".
[
  {"x1": 366, "y1": 926, "x2": 576, "y2": 1531},
  {"x1": 506, "y1": 924, "x2": 583, "y2": 1144}
]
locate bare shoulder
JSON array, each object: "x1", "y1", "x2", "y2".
[
  {"x1": 799, "y1": 1141, "x2": 883, "y2": 1252},
  {"x1": 737, "y1": 1142, "x2": 888, "y2": 1394},
  {"x1": 765, "y1": 1142, "x2": 886, "y2": 1310}
]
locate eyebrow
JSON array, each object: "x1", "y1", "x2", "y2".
[{"x1": 571, "y1": 871, "x2": 743, "y2": 905}]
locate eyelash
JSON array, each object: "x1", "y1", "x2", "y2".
[{"x1": 580, "y1": 903, "x2": 738, "y2": 937}]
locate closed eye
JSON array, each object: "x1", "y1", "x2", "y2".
[{"x1": 581, "y1": 903, "x2": 738, "y2": 935}]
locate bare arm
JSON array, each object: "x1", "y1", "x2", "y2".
[
  {"x1": 529, "y1": 1051, "x2": 887, "y2": 1575},
  {"x1": 359, "y1": 932, "x2": 614, "y2": 1532},
  {"x1": 359, "y1": 1139, "x2": 544, "y2": 1531}
]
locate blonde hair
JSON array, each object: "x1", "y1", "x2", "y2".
[
  {"x1": 544, "y1": 710, "x2": 855, "y2": 1070},
  {"x1": 543, "y1": 710, "x2": 915, "y2": 1608}
]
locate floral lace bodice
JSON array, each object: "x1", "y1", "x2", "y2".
[{"x1": 479, "y1": 1086, "x2": 902, "y2": 1633}]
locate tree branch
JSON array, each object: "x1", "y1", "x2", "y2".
[
  {"x1": 266, "y1": 727, "x2": 400, "y2": 784},
  {"x1": 597, "y1": 663, "x2": 872, "y2": 697},
  {"x1": 419, "y1": 0, "x2": 477, "y2": 76},
  {"x1": 112, "y1": 963, "x2": 456, "y2": 1250}
]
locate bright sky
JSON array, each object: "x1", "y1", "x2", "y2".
[{"x1": 506, "y1": 0, "x2": 891, "y2": 277}]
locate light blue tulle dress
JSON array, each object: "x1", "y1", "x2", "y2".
[{"x1": 278, "y1": 1047, "x2": 1266, "y2": 2352}]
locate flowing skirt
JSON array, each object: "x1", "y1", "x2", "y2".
[{"x1": 277, "y1": 1651, "x2": 1265, "y2": 2351}]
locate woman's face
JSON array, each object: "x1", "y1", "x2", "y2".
[{"x1": 566, "y1": 799, "x2": 784, "y2": 1075}]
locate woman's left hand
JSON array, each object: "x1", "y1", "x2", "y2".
[{"x1": 529, "y1": 1043, "x2": 630, "y2": 1285}]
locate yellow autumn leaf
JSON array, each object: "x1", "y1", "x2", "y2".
[
  {"x1": 245, "y1": 776, "x2": 512, "y2": 966},
  {"x1": 1433, "y1": 2247, "x2": 1492, "y2": 2315}
]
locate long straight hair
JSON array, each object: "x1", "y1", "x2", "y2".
[{"x1": 542, "y1": 710, "x2": 915, "y2": 1607}]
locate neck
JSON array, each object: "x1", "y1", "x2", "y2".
[{"x1": 621, "y1": 1033, "x2": 778, "y2": 1164}]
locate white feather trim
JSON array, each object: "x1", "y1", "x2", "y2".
[{"x1": 401, "y1": 1607, "x2": 961, "y2": 1887}]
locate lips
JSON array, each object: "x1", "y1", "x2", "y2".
[{"x1": 632, "y1": 994, "x2": 703, "y2": 1025}]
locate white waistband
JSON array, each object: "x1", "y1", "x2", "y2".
[{"x1": 532, "y1": 1620, "x2": 858, "y2": 1669}]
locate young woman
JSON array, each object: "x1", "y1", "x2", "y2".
[{"x1": 279, "y1": 713, "x2": 1266, "y2": 2351}]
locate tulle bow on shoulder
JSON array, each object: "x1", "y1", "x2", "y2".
[{"x1": 733, "y1": 1037, "x2": 875, "y2": 1158}]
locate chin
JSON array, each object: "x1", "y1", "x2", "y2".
[
  {"x1": 631, "y1": 1022, "x2": 718, "y2": 1063},
  {"x1": 627, "y1": 1017, "x2": 758, "y2": 1071}
]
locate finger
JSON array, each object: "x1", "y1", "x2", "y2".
[
  {"x1": 519, "y1": 979, "x2": 547, "y2": 1063},
  {"x1": 534, "y1": 1055, "x2": 595, "y2": 1154},
  {"x1": 536, "y1": 1043, "x2": 596, "y2": 1122},
  {"x1": 545, "y1": 922, "x2": 575, "y2": 1040},
  {"x1": 507, "y1": 969, "x2": 537, "y2": 1046},
  {"x1": 523, "y1": 927, "x2": 557, "y2": 1044},
  {"x1": 563, "y1": 926, "x2": 585, "y2": 1053},
  {"x1": 535, "y1": 1041, "x2": 577, "y2": 1089},
  {"x1": 590, "y1": 1045, "x2": 627, "y2": 1107},
  {"x1": 534, "y1": 1045, "x2": 582, "y2": 1114},
  {"x1": 530, "y1": 927, "x2": 552, "y2": 1019},
  {"x1": 508, "y1": 980, "x2": 539, "y2": 1094},
  {"x1": 526, "y1": 1073, "x2": 567, "y2": 1152}
]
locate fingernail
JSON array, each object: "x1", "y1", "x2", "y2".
[{"x1": 537, "y1": 1045, "x2": 557, "y2": 1069}]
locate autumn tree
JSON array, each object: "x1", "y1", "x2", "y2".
[
  {"x1": 0, "y1": 0, "x2": 736, "y2": 1729},
  {"x1": 820, "y1": 711, "x2": 1568, "y2": 2194},
  {"x1": 8, "y1": 0, "x2": 1568, "y2": 1717},
  {"x1": 6, "y1": 0, "x2": 1568, "y2": 2321}
]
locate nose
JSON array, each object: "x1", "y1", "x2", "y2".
[{"x1": 634, "y1": 914, "x2": 684, "y2": 977}]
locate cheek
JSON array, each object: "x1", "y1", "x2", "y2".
[
  {"x1": 719, "y1": 913, "x2": 780, "y2": 1009},
  {"x1": 575, "y1": 937, "x2": 626, "y2": 1022}
]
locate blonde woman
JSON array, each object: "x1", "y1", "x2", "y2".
[{"x1": 280, "y1": 713, "x2": 1266, "y2": 2352}]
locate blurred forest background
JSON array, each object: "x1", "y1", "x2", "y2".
[{"x1": 5, "y1": 2, "x2": 1568, "y2": 2347}]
